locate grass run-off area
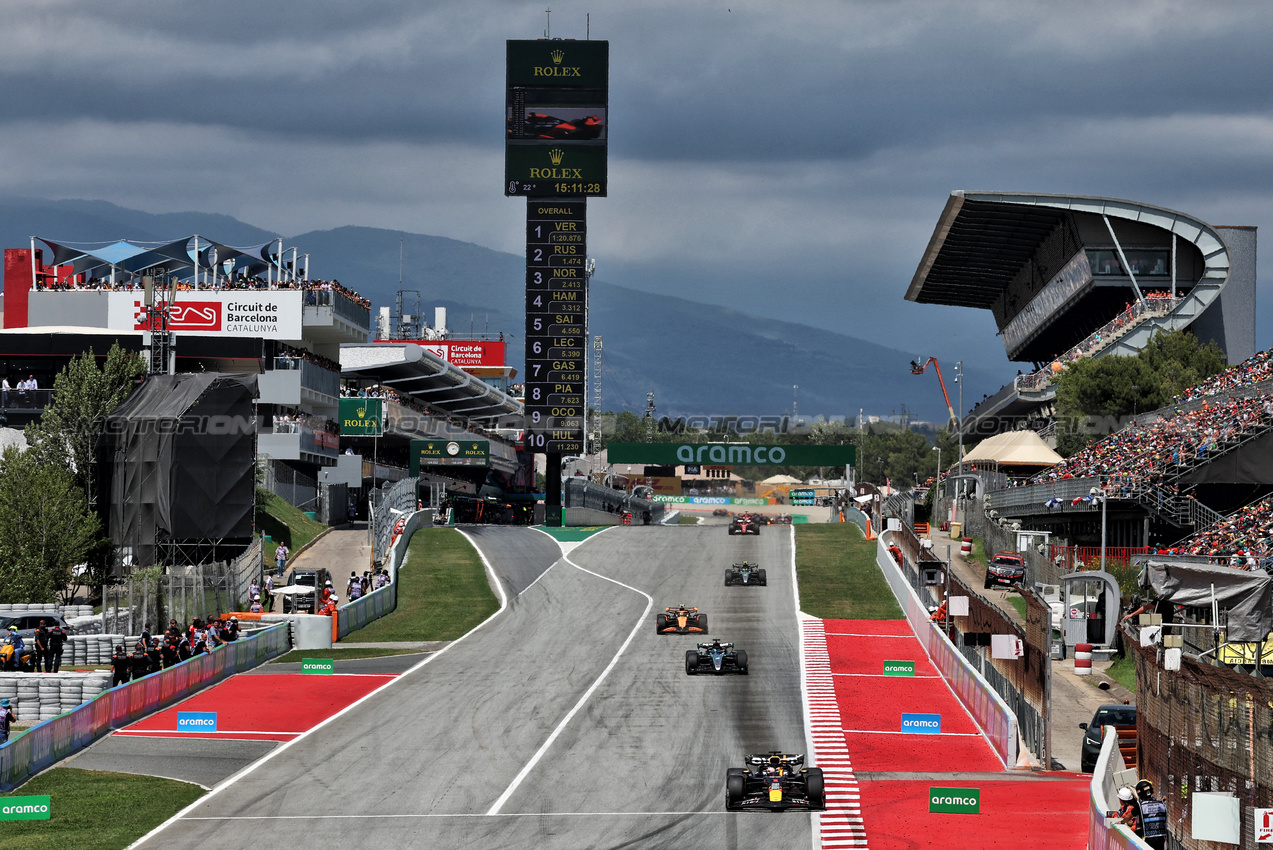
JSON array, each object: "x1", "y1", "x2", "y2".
[
  {"x1": 269, "y1": 646, "x2": 423, "y2": 664},
  {"x1": 257, "y1": 490, "x2": 327, "y2": 555},
  {"x1": 0, "y1": 768, "x2": 204, "y2": 850},
  {"x1": 1105, "y1": 652, "x2": 1138, "y2": 692},
  {"x1": 349, "y1": 528, "x2": 499, "y2": 642},
  {"x1": 795, "y1": 524, "x2": 902, "y2": 620}
]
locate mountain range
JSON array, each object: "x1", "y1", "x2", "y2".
[{"x1": 0, "y1": 196, "x2": 1006, "y2": 422}]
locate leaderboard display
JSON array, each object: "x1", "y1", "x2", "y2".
[
  {"x1": 524, "y1": 201, "x2": 587, "y2": 454},
  {"x1": 505, "y1": 39, "x2": 608, "y2": 198}
]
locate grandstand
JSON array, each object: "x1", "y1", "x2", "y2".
[{"x1": 908, "y1": 192, "x2": 1256, "y2": 439}]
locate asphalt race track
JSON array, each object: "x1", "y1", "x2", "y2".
[{"x1": 134, "y1": 525, "x2": 813, "y2": 850}]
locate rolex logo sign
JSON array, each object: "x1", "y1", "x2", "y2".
[
  {"x1": 339, "y1": 398, "x2": 384, "y2": 436},
  {"x1": 551, "y1": 49, "x2": 565, "y2": 64},
  {"x1": 529, "y1": 148, "x2": 582, "y2": 180}
]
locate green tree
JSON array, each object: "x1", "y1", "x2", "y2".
[
  {"x1": 0, "y1": 446, "x2": 103, "y2": 604},
  {"x1": 24, "y1": 343, "x2": 145, "y2": 494},
  {"x1": 1052, "y1": 329, "x2": 1225, "y2": 456}
]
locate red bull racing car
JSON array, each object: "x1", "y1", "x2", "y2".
[
  {"x1": 725, "y1": 753, "x2": 825, "y2": 811},
  {"x1": 656, "y1": 605, "x2": 708, "y2": 635}
]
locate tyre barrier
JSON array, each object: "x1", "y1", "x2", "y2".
[
  {"x1": 960, "y1": 536, "x2": 973, "y2": 555},
  {"x1": 1074, "y1": 642, "x2": 1092, "y2": 676},
  {"x1": 0, "y1": 604, "x2": 95, "y2": 619},
  {"x1": 0, "y1": 622, "x2": 290, "y2": 791}
]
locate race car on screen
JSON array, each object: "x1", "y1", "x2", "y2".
[
  {"x1": 725, "y1": 753, "x2": 825, "y2": 812},
  {"x1": 724, "y1": 562, "x2": 767, "y2": 586},
  {"x1": 728, "y1": 514, "x2": 761, "y2": 535},
  {"x1": 656, "y1": 605, "x2": 708, "y2": 635},
  {"x1": 686, "y1": 640, "x2": 748, "y2": 675}
]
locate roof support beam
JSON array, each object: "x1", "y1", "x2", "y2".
[{"x1": 1103, "y1": 214, "x2": 1145, "y2": 305}]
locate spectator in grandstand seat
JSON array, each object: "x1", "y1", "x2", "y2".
[
  {"x1": 111, "y1": 644, "x2": 131, "y2": 685},
  {"x1": 0, "y1": 698, "x2": 15, "y2": 744}
]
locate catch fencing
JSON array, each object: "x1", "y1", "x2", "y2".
[
  {"x1": 1128, "y1": 621, "x2": 1273, "y2": 849},
  {"x1": 371, "y1": 477, "x2": 419, "y2": 565},
  {"x1": 874, "y1": 530, "x2": 1019, "y2": 768},
  {"x1": 102, "y1": 538, "x2": 264, "y2": 634},
  {"x1": 0, "y1": 622, "x2": 289, "y2": 791},
  {"x1": 336, "y1": 507, "x2": 429, "y2": 640}
]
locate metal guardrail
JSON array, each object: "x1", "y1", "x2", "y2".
[{"x1": 372, "y1": 477, "x2": 418, "y2": 564}]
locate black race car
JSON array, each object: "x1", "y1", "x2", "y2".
[
  {"x1": 725, "y1": 562, "x2": 767, "y2": 586},
  {"x1": 686, "y1": 640, "x2": 748, "y2": 675},
  {"x1": 656, "y1": 605, "x2": 708, "y2": 635},
  {"x1": 507, "y1": 112, "x2": 605, "y2": 140},
  {"x1": 725, "y1": 753, "x2": 825, "y2": 811},
  {"x1": 728, "y1": 514, "x2": 761, "y2": 535}
]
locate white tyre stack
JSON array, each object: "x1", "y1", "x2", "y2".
[
  {"x1": 38, "y1": 681, "x2": 60, "y2": 720},
  {"x1": 59, "y1": 678, "x2": 82, "y2": 714}
]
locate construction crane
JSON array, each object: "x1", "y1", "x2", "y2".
[{"x1": 909, "y1": 357, "x2": 957, "y2": 427}]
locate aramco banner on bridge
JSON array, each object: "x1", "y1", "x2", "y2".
[{"x1": 606, "y1": 443, "x2": 856, "y2": 467}]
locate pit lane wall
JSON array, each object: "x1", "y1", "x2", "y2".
[
  {"x1": 335, "y1": 508, "x2": 430, "y2": 640},
  {"x1": 1089, "y1": 725, "x2": 1153, "y2": 849},
  {"x1": 875, "y1": 530, "x2": 1019, "y2": 769},
  {"x1": 0, "y1": 622, "x2": 289, "y2": 791}
]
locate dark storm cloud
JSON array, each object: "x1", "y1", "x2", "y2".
[{"x1": 2, "y1": 0, "x2": 1273, "y2": 406}]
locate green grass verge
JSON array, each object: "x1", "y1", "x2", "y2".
[
  {"x1": 795, "y1": 524, "x2": 903, "y2": 620},
  {"x1": 269, "y1": 647, "x2": 424, "y2": 664},
  {"x1": 1104, "y1": 653, "x2": 1138, "y2": 692},
  {"x1": 257, "y1": 490, "x2": 327, "y2": 554},
  {"x1": 348, "y1": 528, "x2": 499, "y2": 642},
  {"x1": 0, "y1": 768, "x2": 204, "y2": 849},
  {"x1": 1007, "y1": 596, "x2": 1027, "y2": 619},
  {"x1": 537, "y1": 526, "x2": 609, "y2": 542},
  {"x1": 967, "y1": 537, "x2": 989, "y2": 569},
  {"x1": 677, "y1": 514, "x2": 701, "y2": 525}
]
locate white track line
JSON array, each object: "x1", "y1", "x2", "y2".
[
  {"x1": 185, "y1": 810, "x2": 735, "y2": 820},
  {"x1": 485, "y1": 547, "x2": 653, "y2": 815},
  {"x1": 126, "y1": 528, "x2": 511, "y2": 849},
  {"x1": 831, "y1": 672, "x2": 940, "y2": 679},
  {"x1": 802, "y1": 618, "x2": 869, "y2": 849}
]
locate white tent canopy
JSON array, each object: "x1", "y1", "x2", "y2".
[
  {"x1": 961, "y1": 430, "x2": 1063, "y2": 468},
  {"x1": 761, "y1": 474, "x2": 803, "y2": 485}
]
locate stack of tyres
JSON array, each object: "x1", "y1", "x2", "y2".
[
  {"x1": 17, "y1": 680, "x2": 38, "y2": 719},
  {"x1": 59, "y1": 679, "x2": 82, "y2": 715},
  {"x1": 38, "y1": 681, "x2": 59, "y2": 720}
]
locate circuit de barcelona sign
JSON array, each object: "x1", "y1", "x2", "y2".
[{"x1": 606, "y1": 443, "x2": 856, "y2": 466}]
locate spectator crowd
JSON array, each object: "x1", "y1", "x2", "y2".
[{"x1": 109, "y1": 615, "x2": 243, "y2": 686}]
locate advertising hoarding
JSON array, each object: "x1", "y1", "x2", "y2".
[
  {"x1": 506, "y1": 39, "x2": 608, "y2": 198},
  {"x1": 380, "y1": 339, "x2": 507, "y2": 369},
  {"x1": 608, "y1": 443, "x2": 858, "y2": 466},
  {"x1": 410, "y1": 439, "x2": 491, "y2": 473},
  {"x1": 101, "y1": 291, "x2": 304, "y2": 339},
  {"x1": 340, "y1": 398, "x2": 384, "y2": 436}
]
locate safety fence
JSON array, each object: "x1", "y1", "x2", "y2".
[
  {"x1": 1128, "y1": 621, "x2": 1272, "y2": 848},
  {"x1": 874, "y1": 531, "x2": 1019, "y2": 768},
  {"x1": 371, "y1": 477, "x2": 419, "y2": 565},
  {"x1": 1089, "y1": 724, "x2": 1153, "y2": 849},
  {"x1": 0, "y1": 622, "x2": 289, "y2": 791},
  {"x1": 336, "y1": 508, "x2": 429, "y2": 640}
]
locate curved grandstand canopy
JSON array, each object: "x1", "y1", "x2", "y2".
[
  {"x1": 906, "y1": 191, "x2": 1248, "y2": 366},
  {"x1": 340, "y1": 342, "x2": 523, "y2": 423}
]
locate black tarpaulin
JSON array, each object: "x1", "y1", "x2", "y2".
[{"x1": 1140, "y1": 558, "x2": 1272, "y2": 642}]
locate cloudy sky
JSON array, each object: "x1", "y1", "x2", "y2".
[{"x1": 2, "y1": 0, "x2": 1271, "y2": 398}]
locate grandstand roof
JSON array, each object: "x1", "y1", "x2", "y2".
[
  {"x1": 340, "y1": 342, "x2": 522, "y2": 423},
  {"x1": 906, "y1": 191, "x2": 1225, "y2": 307},
  {"x1": 36, "y1": 235, "x2": 281, "y2": 278}
]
